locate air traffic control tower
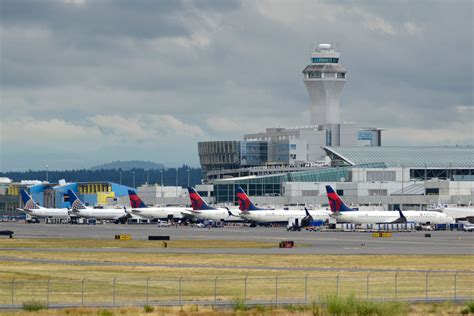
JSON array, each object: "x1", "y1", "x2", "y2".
[{"x1": 303, "y1": 43, "x2": 346, "y2": 125}]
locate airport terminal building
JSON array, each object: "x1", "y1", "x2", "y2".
[{"x1": 194, "y1": 44, "x2": 474, "y2": 210}]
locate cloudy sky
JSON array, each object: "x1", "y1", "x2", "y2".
[{"x1": 1, "y1": 0, "x2": 473, "y2": 171}]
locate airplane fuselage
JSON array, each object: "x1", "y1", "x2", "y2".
[
  {"x1": 130, "y1": 207, "x2": 186, "y2": 219},
  {"x1": 187, "y1": 208, "x2": 242, "y2": 222},
  {"x1": 72, "y1": 208, "x2": 127, "y2": 220},
  {"x1": 332, "y1": 211, "x2": 454, "y2": 224},
  {"x1": 20, "y1": 207, "x2": 70, "y2": 218},
  {"x1": 241, "y1": 209, "x2": 330, "y2": 224}
]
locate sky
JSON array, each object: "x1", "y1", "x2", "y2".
[{"x1": 1, "y1": 0, "x2": 473, "y2": 171}]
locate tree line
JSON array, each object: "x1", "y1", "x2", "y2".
[{"x1": 0, "y1": 165, "x2": 203, "y2": 188}]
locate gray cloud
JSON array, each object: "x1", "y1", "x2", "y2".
[{"x1": 0, "y1": 0, "x2": 472, "y2": 171}]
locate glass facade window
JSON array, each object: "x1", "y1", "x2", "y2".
[
  {"x1": 312, "y1": 57, "x2": 339, "y2": 63},
  {"x1": 337, "y1": 73, "x2": 346, "y2": 78},
  {"x1": 240, "y1": 141, "x2": 268, "y2": 166}
]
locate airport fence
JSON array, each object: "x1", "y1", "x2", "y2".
[{"x1": 0, "y1": 271, "x2": 473, "y2": 308}]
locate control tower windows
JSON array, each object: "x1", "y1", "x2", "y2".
[
  {"x1": 312, "y1": 57, "x2": 339, "y2": 63},
  {"x1": 337, "y1": 73, "x2": 346, "y2": 79},
  {"x1": 308, "y1": 71, "x2": 322, "y2": 78}
]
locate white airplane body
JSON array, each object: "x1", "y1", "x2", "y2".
[
  {"x1": 19, "y1": 190, "x2": 70, "y2": 218},
  {"x1": 326, "y1": 185, "x2": 454, "y2": 225},
  {"x1": 331, "y1": 210, "x2": 454, "y2": 225},
  {"x1": 130, "y1": 206, "x2": 187, "y2": 220},
  {"x1": 127, "y1": 190, "x2": 188, "y2": 220},
  {"x1": 67, "y1": 189, "x2": 128, "y2": 221},
  {"x1": 440, "y1": 206, "x2": 474, "y2": 220},
  {"x1": 70, "y1": 207, "x2": 128, "y2": 220},
  {"x1": 184, "y1": 208, "x2": 242, "y2": 222},
  {"x1": 241, "y1": 208, "x2": 330, "y2": 224},
  {"x1": 187, "y1": 187, "x2": 243, "y2": 222},
  {"x1": 235, "y1": 186, "x2": 330, "y2": 224}
]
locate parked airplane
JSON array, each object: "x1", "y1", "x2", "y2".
[
  {"x1": 67, "y1": 189, "x2": 130, "y2": 222},
  {"x1": 325, "y1": 185, "x2": 454, "y2": 224},
  {"x1": 236, "y1": 186, "x2": 330, "y2": 224},
  {"x1": 18, "y1": 189, "x2": 70, "y2": 218},
  {"x1": 127, "y1": 190, "x2": 186, "y2": 220},
  {"x1": 186, "y1": 187, "x2": 241, "y2": 222},
  {"x1": 434, "y1": 203, "x2": 474, "y2": 220}
]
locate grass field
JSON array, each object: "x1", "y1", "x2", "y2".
[
  {"x1": 0, "y1": 300, "x2": 473, "y2": 316},
  {"x1": 0, "y1": 239, "x2": 472, "y2": 308}
]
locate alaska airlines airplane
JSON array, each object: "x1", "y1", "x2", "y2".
[
  {"x1": 186, "y1": 187, "x2": 241, "y2": 222},
  {"x1": 236, "y1": 186, "x2": 330, "y2": 224},
  {"x1": 18, "y1": 189, "x2": 70, "y2": 218},
  {"x1": 67, "y1": 189, "x2": 130, "y2": 222},
  {"x1": 127, "y1": 190, "x2": 186, "y2": 220},
  {"x1": 326, "y1": 185, "x2": 454, "y2": 224}
]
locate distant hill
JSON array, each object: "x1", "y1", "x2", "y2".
[{"x1": 91, "y1": 160, "x2": 166, "y2": 171}]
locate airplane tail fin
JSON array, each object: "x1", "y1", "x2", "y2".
[
  {"x1": 67, "y1": 190, "x2": 87, "y2": 210},
  {"x1": 187, "y1": 187, "x2": 216, "y2": 210},
  {"x1": 325, "y1": 185, "x2": 355, "y2": 212},
  {"x1": 128, "y1": 190, "x2": 147, "y2": 208},
  {"x1": 391, "y1": 209, "x2": 407, "y2": 223},
  {"x1": 20, "y1": 189, "x2": 40, "y2": 210},
  {"x1": 236, "y1": 186, "x2": 264, "y2": 211}
]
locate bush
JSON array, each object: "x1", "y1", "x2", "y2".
[
  {"x1": 466, "y1": 301, "x2": 474, "y2": 313},
  {"x1": 97, "y1": 310, "x2": 114, "y2": 316},
  {"x1": 324, "y1": 294, "x2": 408, "y2": 316},
  {"x1": 22, "y1": 300, "x2": 47, "y2": 311},
  {"x1": 144, "y1": 304, "x2": 154, "y2": 313},
  {"x1": 232, "y1": 296, "x2": 249, "y2": 311}
]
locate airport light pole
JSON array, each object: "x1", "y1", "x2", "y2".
[
  {"x1": 132, "y1": 171, "x2": 136, "y2": 188},
  {"x1": 175, "y1": 168, "x2": 178, "y2": 196},
  {"x1": 160, "y1": 170, "x2": 164, "y2": 199},
  {"x1": 187, "y1": 169, "x2": 190, "y2": 187},
  {"x1": 46, "y1": 165, "x2": 49, "y2": 182},
  {"x1": 119, "y1": 171, "x2": 122, "y2": 185},
  {"x1": 146, "y1": 169, "x2": 149, "y2": 185}
]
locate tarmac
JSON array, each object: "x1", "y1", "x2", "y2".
[{"x1": 0, "y1": 222, "x2": 473, "y2": 255}]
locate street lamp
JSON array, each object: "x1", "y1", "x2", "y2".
[
  {"x1": 187, "y1": 169, "x2": 190, "y2": 187},
  {"x1": 160, "y1": 170, "x2": 164, "y2": 198},
  {"x1": 175, "y1": 168, "x2": 178, "y2": 196},
  {"x1": 146, "y1": 169, "x2": 149, "y2": 185},
  {"x1": 132, "y1": 171, "x2": 136, "y2": 188},
  {"x1": 119, "y1": 171, "x2": 122, "y2": 185},
  {"x1": 46, "y1": 164, "x2": 49, "y2": 182}
]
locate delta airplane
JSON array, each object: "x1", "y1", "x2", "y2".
[
  {"x1": 434, "y1": 203, "x2": 474, "y2": 220},
  {"x1": 67, "y1": 189, "x2": 130, "y2": 222},
  {"x1": 18, "y1": 189, "x2": 70, "y2": 218},
  {"x1": 127, "y1": 190, "x2": 186, "y2": 220},
  {"x1": 326, "y1": 185, "x2": 454, "y2": 224},
  {"x1": 186, "y1": 187, "x2": 242, "y2": 222},
  {"x1": 236, "y1": 186, "x2": 330, "y2": 224}
]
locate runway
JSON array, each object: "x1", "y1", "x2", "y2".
[{"x1": 0, "y1": 222, "x2": 473, "y2": 255}]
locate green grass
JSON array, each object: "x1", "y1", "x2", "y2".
[
  {"x1": 22, "y1": 300, "x2": 47, "y2": 311},
  {"x1": 325, "y1": 294, "x2": 408, "y2": 316}
]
